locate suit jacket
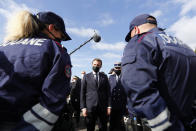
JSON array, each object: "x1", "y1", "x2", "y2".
[
  {"x1": 80, "y1": 72, "x2": 111, "y2": 112},
  {"x1": 109, "y1": 74, "x2": 127, "y2": 110},
  {"x1": 70, "y1": 78, "x2": 81, "y2": 111}
]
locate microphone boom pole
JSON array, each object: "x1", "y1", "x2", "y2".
[
  {"x1": 69, "y1": 37, "x2": 93, "y2": 55},
  {"x1": 69, "y1": 33, "x2": 101, "y2": 55}
]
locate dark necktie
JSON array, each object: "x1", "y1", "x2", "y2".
[{"x1": 95, "y1": 73, "x2": 98, "y2": 86}]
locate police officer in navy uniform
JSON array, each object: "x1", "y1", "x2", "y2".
[
  {"x1": 109, "y1": 62, "x2": 127, "y2": 131},
  {"x1": 121, "y1": 14, "x2": 196, "y2": 131},
  {"x1": 0, "y1": 10, "x2": 72, "y2": 131}
]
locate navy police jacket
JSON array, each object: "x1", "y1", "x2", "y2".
[
  {"x1": 109, "y1": 74, "x2": 126, "y2": 111},
  {"x1": 0, "y1": 33, "x2": 71, "y2": 131},
  {"x1": 121, "y1": 28, "x2": 196, "y2": 131}
]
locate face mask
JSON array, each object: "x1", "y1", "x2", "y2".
[
  {"x1": 114, "y1": 70, "x2": 121, "y2": 76},
  {"x1": 92, "y1": 66, "x2": 100, "y2": 73}
]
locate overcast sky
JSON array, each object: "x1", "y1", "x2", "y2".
[{"x1": 0, "y1": 0, "x2": 196, "y2": 78}]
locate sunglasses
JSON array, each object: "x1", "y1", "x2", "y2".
[{"x1": 114, "y1": 64, "x2": 121, "y2": 67}]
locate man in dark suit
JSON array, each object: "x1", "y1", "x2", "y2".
[
  {"x1": 109, "y1": 62, "x2": 127, "y2": 131},
  {"x1": 80, "y1": 58, "x2": 111, "y2": 131},
  {"x1": 70, "y1": 76, "x2": 81, "y2": 126}
]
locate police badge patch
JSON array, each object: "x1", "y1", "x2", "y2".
[{"x1": 65, "y1": 65, "x2": 71, "y2": 78}]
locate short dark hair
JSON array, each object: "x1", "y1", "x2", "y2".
[
  {"x1": 92, "y1": 58, "x2": 102, "y2": 65},
  {"x1": 147, "y1": 16, "x2": 157, "y2": 24}
]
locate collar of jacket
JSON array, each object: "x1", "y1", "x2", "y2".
[{"x1": 92, "y1": 71, "x2": 99, "y2": 75}]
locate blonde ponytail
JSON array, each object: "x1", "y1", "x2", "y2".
[{"x1": 4, "y1": 10, "x2": 39, "y2": 42}]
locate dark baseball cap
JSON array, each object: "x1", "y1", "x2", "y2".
[
  {"x1": 125, "y1": 14, "x2": 157, "y2": 42},
  {"x1": 36, "y1": 11, "x2": 71, "y2": 41}
]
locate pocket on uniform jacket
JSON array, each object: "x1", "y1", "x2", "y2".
[{"x1": 121, "y1": 54, "x2": 136, "y2": 66}]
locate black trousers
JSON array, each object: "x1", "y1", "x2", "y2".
[
  {"x1": 73, "y1": 109, "x2": 80, "y2": 124},
  {"x1": 86, "y1": 107, "x2": 108, "y2": 131},
  {"x1": 109, "y1": 109, "x2": 125, "y2": 131}
]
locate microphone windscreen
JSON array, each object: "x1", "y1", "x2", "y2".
[{"x1": 93, "y1": 34, "x2": 101, "y2": 42}]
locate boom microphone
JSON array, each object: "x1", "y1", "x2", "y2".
[
  {"x1": 93, "y1": 33, "x2": 101, "y2": 42},
  {"x1": 69, "y1": 33, "x2": 101, "y2": 55}
]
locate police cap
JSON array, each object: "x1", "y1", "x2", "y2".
[
  {"x1": 36, "y1": 11, "x2": 71, "y2": 41},
  {"x1": 125, "y1": 14, "x2": 157, "y2": 42}
]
